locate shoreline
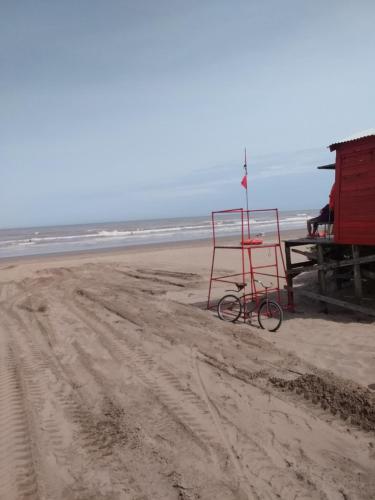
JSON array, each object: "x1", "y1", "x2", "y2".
[{"x1": 0, "y1": 227, "x2": 306, "y2": 266}]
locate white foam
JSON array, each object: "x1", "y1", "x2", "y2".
[{"x1": 0, "y1": 211, "x2": 313, "y2": 258}]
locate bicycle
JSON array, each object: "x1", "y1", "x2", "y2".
[{"x1": 217, "y1": 279, "x2": 283, "y2": 332}]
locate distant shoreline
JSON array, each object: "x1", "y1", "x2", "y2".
[
  {"x1": 0, "y1": 227, "x2": 305, "y2": 266},
  {"x1": 0, "y1": 210, "x2": 314, "y2": 262}
]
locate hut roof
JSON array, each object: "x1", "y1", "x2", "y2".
[{"x1": 329, "y1": 129, "x2": 375, "y2": 151}]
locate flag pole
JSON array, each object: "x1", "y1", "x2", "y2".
[
  {"x1": 243, "y1": 148, "x2": 250, "y2": 239},
  {"x1": 244, "y1": 148, "x2": 249, "y2": 214}
]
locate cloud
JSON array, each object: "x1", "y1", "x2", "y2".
[
  {"x1": 0, "y1": 145, "x2": 335, "y2": 228},
  {"x1": 131, "y1": 146, "x2": 334, "y2": 197}
]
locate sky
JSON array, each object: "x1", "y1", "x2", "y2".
[{"x1": 1, "y1": 0, "x2": 374, "y2": 228}]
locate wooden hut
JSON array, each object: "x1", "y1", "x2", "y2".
[
  {"x1": 330, "y1": 130, "x2": 375, "y2": 246},
  {"x1": 285, "y1": 130, "x2": 375, "y2": 317}
]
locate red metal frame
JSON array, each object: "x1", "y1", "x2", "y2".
[{"x1": 207, "y1": 208, "x2": 287, "y2": 317}]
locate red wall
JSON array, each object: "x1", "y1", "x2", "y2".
[{"x1": 333, "y1": 136, "x2": 375, "y2": 246}]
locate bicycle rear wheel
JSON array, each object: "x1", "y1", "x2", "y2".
[
  {"x1": 217, "y1": 295, "x2": 242, "y2": 322},
  {"x1": 258, "y1": 300, "x2": 283, "y2": 332}
]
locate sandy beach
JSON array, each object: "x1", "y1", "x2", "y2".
[{"x1": 0, "y1": 233, "x2": 374, "y2": 500}]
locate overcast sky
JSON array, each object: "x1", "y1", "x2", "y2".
[{"x1": 1, "y1": 0, "x2": 374, "y2": 228}]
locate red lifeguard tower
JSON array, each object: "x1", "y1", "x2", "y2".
[{"x1": 207, "y1": 207, "x2": 287, "y2": 316}]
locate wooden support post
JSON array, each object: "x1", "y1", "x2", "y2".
[
  {"x1": 317, "y1": 245, "x2": 328, "y2": 313},
  {"x1": 352, "y1": 245, "x2": 363, "y2": 301},
  {"x1": 291, "y1": 248, "x2": 317, "y2": 260},
  {"x1": 285, "y1": 242, "x2": 295, "y2": 311},
  {"x1": 362, "y1": 269, "x2": 375, "y2": 280},
  {"x1": 286, "y1": 253, "x2": 375, "y2": 275},
  {"x1": 297, "y1": 289, "x2": 375, "y2": 317},
  {"x1": 283, "y1": 238, "x2": 375, "y2": 317}
]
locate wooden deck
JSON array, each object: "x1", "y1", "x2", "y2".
[{"x1": 284, "y1": 237, "x2": 375, "y2": 317}]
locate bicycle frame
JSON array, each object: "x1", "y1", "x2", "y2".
[
  {"x1": 217, "y1": 279, "x2": 283, "y2": 331},
  {"x1": 224, "y1": 284, "x2": 269, "y2": 320}
]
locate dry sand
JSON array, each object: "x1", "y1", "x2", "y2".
[{"x1": 0, "y1": 234, "x2": 374, "y2": 499}]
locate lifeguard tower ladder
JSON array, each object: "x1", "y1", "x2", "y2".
[{"x1": 207, "y1": 208, "x2": 287, "y2": 314}]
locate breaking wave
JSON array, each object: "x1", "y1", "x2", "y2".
[{"x1": 0, "y1": 211, "x2": 313, "y2": 258}]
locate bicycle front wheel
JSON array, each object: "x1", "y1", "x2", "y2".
[
  {"x1": 258, "y1": 300, "x2": 283, "y2": 332},
  {"x1": 217, "y1": 295, "x2": 242, "y2": 322}
]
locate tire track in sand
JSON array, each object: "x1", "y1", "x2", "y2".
[
  {"x1": 192, "y1": 349, "x2": 320, "y2": 500},
  {"x1": 0, "y1": 282, "x2": 24, "y2": 305},
  {"x1": 69, "y1": 289, "x2": 322, "y2": 500},
  {"x1": 35, "y1": 293, "x2": 218, "y2": 499},
  {"x1": 2, "y1": 307, "x2": 80, "y2": 500},
  {"x1": 3, "y1": 295, "x2": 147, "y2": 500},
  {"x1": 75, "y1": 288, "x2": 329, "y2": 500},
  {"x1": 68, "y1": 293, "x2": 220, "y2": 456},
  {"x1": 0, "y1": 338, "x2": 39, "y2": 500}
]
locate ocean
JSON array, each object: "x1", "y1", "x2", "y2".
[{"x1": 0, "y1": 209, "x2": 316, "y2": 259}]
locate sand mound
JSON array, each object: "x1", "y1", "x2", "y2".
[{"x1": 270, "y1": 373, "x2": 375, "y2": 431}]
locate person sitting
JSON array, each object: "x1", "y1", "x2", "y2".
[
  {"x1": 307, "y1": 183, "x2": 335, "y2": 237},
  {"x1": 307, "y1": 204, "x2": 333, "y2": 237},
  {"x1": 329, "y1": 182, "x2": 335, "y2": 213}
]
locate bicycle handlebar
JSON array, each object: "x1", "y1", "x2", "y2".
[
  {"x1": 227, "y1": 279, "x2": 272, "y2": 292},
  {"x1": 254, "y1": 278, "x2": 268, "y2": 289}
]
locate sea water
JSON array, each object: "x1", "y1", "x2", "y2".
[{"x1": 0, "y1": 209, "x2": 317, "y2": 259}]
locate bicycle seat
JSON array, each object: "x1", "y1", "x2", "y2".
[{"x1": 235, "y1": 282, "x2": 247, "y2": 291}]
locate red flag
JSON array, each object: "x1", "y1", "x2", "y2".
[{"x1": 241, "y1": 175, "x2": 247, "y2": 189}]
